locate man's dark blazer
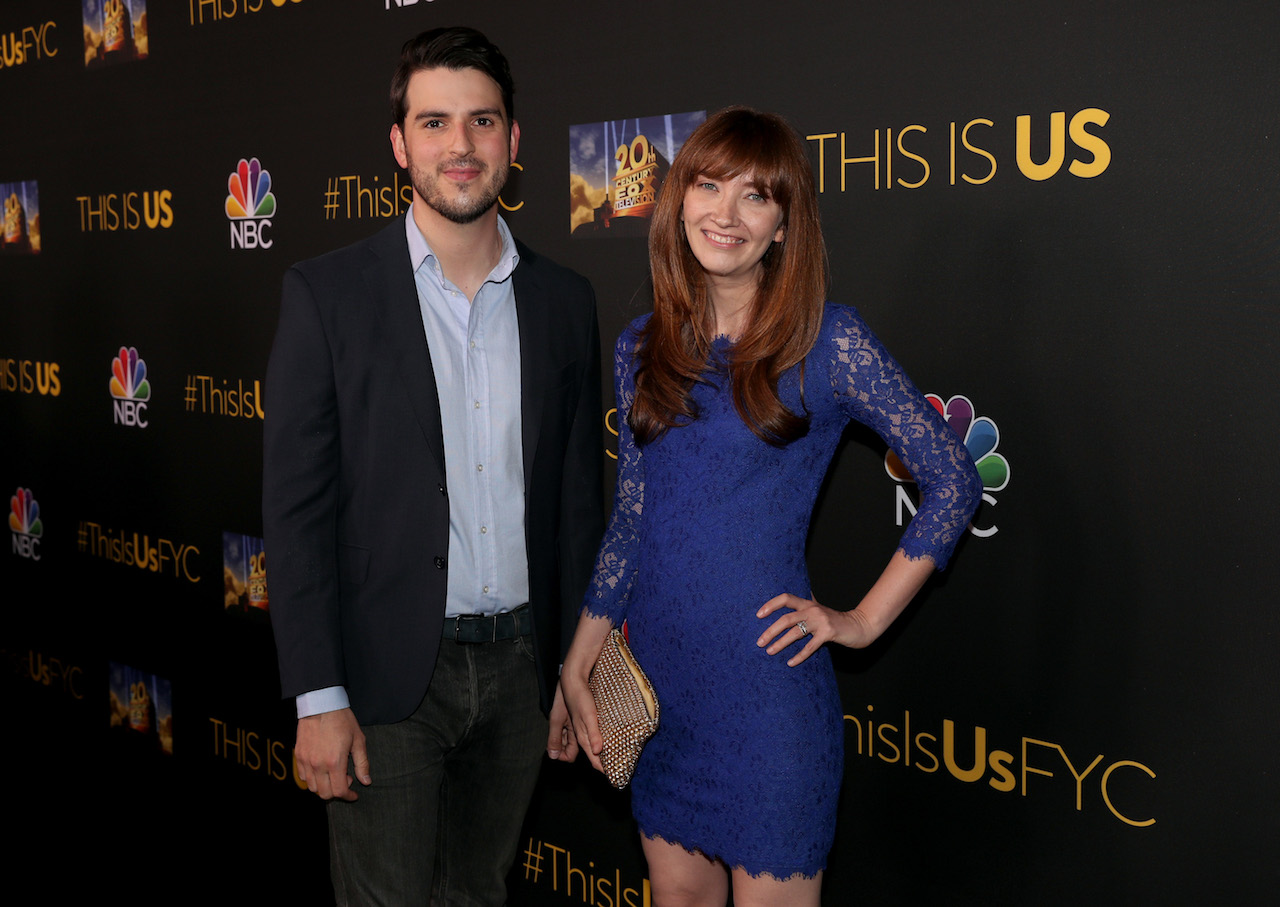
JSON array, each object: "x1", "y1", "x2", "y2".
[{"x1": 263, "y1": 219, "x2": 603, "y2": 726}]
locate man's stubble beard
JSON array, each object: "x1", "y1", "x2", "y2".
[{"x1": 409, "y1": 155, "x2": 508, "y2": 226}]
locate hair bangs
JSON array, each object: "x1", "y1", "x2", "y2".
[{"x1": 676, "y1": 110, "x2": 800, "y2": 210}]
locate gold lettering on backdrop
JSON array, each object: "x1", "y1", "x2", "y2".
[
  {"x1": 811, "y1": 108, "x2": 1109, "y2": 191},
  {"x1": 498, "y1": 162, "x2": 524, "y2": 212},
  {"x1": 895, "y1": 125, "x2": 929, "y2": 188},
  {"x1": 1015, "y1": 111, "x2": 1067, "y2": 180},
  {"x1": 605, "y1": 408, "x2": 619, "y2": 460},
  {"x1": 324, "y1": 166, "x2": 522, "y2": 220},
  {"x1": 525, "y1": 840, "x2": 649, "y2": 906},
  {"x1": 943, "y1": 719, "x2": 987, "y2": 782},
  {"x1": 184, "y1": 376, "x2": 265, "y2": 419},
  {"x1": 79, "y1": 522, "x2": 202, "y2": 582},
  {"x1": 189, "y1": 0, "x2": 302, "y2": 26},
  {"x1": 806, "y1": 133, "x2": 837, "y2": 193},
  {"x1": 75, "y1": 190, "x2": 173, "y2": 231},
  {"x1": 1101, "y1": 760, "x2": 1156, "y2": 827},
  {"x1": 209, "y1": 717, "x2": 305, "y2": 786},
  {"x1": 24, "y1": 651, "x2": 84, "y2": 698},
  {"x1": 1068, "y1": 108, "x2": 1111, "y2": 177},
  {"x1": 842, "y1": 130, "x2": 880, "y2": 191},
  {"x1": 0, "y1": 359, "x2": 60, "y2": 395},
  {"x1": 0, "y1": 22, "x2": 58, "y2": 69},
  {"x1": 952, "y1": 119, "x2": 997, "y2": 185},
  {"x1": 845, "y1": 707, "x2": 1156, "y2": 827}
]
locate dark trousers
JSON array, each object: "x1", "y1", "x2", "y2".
[{"x1": 328, "y1": 634, "x2": 545, "y2": 906}]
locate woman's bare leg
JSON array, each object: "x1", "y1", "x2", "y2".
[
  {"x1": 729, "y1": 866, "x2": 822, "y2": 907},
  {"x1": 641, "y1": 835, "x2": 730, "y2": 907}
]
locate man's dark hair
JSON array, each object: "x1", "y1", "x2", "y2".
[{"x1": 390, "y1": 27, "x2": 516, "y2": 126}]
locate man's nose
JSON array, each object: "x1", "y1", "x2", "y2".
[{"x1": 449, "y1": 124, "x2": 476, "y2": 155}]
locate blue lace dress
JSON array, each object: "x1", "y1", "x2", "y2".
[{"x1": 584, "y1": 304, "x2": 981, "y2": 878}]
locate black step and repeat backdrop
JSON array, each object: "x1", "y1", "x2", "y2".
[{"x1": 4, "y1": 1, "x2": 1277, "y2": 903}]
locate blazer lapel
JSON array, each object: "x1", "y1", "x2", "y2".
[
  {"x1": 514, "y1": 252, "x2": 547, "y2": 483},
  {"x1": 363, "y1": 223, "x2": 447, "y2": 478}
]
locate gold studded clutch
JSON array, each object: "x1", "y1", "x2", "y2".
[{"x1": 588, "y1": 628, "x2": 659, "y2": 789}]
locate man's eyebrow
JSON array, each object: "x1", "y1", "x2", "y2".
[{"x1": 413, "y1": 108, "x2": 504, "y2": 123}]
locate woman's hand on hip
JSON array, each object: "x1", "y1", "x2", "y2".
[{"x1": 755, "y1": 593, "x2": 879, "y2": 666}]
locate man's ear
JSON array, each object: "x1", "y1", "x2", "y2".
[
  {"x1": 390, "y1": 123, "x2": 408, "y2": 169},
  {"x1": 509, "y1": 120, "x2": 521, "y2": 165}
]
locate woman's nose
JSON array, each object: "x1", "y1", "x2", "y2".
[{"x1": 711, "y1": 196, "x2": 738, "y2": 224}]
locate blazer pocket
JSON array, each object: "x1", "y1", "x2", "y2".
[{"x1": 337, "y1": 543, "x2": 371, "y2": 585}]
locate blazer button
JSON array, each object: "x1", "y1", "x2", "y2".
[
  {"x1": 434, "y1": 556, "x2": 446, "y2": 569},
  {"x1": 438, "y1": 484, "x2": 446, "y2": 496}
]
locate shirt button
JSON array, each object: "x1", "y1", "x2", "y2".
[
  {"x1": 434, "y1": 556, "x2": 446, "y2": 569},
  {"x1": 483, "y1": 585, "x2": 490, "y2": 594},
  {"x1": 470, "y1": 340, "x2": 476, "y2": 349},
  {"x1": 474, "y1": 401, "x2": 480, "y2": 409},
  {"x1": 480, "y1": 526, "x2": 487, "y2": 534},
  {"x1": 476, "y1": 464, "x2": 484, "y2": 472}
]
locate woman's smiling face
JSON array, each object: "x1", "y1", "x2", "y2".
[{"x1": 681, "y1": 172, "x2": 785, "y2": 290}]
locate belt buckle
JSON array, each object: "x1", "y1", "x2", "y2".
[
  {"x1": 454, "y1": 614, "x2": 479, "y2": 643},
  {"x1": 453, "y1": 612, "x2": 494, "y2": 644}
]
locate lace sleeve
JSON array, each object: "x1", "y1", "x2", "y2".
[
  {"x1": 582, "y1": 323, "x2": 646, "y2": 621},
  {"x1": 825, "y1": 306, "x2": 982, "y2": 569}
]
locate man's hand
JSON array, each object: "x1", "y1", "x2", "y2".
[{"x1": 295, "y1": 708, "x2": 370, "y2": 801}]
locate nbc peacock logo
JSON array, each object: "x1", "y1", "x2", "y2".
[
  {"x1": 10, "y1": 487, "x2": 42, "y2": 560},
  {"x1": 226, "y1": 157, "x2": 276, "y2": 250},
  {"x1": 109, "y1": 345, "x2": 151, "y2": 428},
  {"x1": 886, "y1": 394, "x2": 1009, "y2": 538}
]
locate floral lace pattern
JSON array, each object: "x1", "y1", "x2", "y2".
[
  {"x1": 825, "y1": 308, "x2": 980, "y2": 565},
  {"x1": 583, "y1": 304, "x2": 980, "y2": 878}
]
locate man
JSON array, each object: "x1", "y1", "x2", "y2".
[{"x1": 263, "y1": 27, "x2": 603, "y2": 905}]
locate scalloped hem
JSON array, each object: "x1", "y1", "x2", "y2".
[
  {"x1": 580, "y1": 602, "x2": 618, "y2": 621},
  {"x1": 898, "y1": 543, "x2": 945, "y2": 570},
  {"x1": 638, "y1": 828, "x2": 824, "y2": 881}
]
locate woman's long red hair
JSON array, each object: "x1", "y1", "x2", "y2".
[{"x1": 631, "y1": 107, "x2": 829, "y2": 446}]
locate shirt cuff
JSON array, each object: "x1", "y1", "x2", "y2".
[{"x1": 296, "y1": 686, "x2": 350, "y2": 719}]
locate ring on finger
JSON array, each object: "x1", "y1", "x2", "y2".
[{"x1": 796, "y1": 619, "x2": 810, "y2": 637}]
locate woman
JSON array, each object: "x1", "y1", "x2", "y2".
[{"x1": 557, "y1": 107, "x2": 982, "y2": 907}]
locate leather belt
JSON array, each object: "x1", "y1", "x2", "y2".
[{"x1": 443, "y1": 603, "x2": 531, "y2": 643}]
